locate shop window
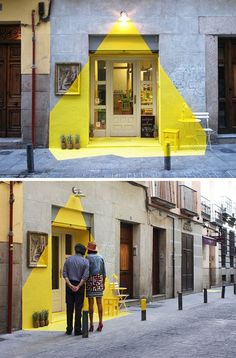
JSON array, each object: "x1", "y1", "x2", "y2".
[
  {"x1": 230, "y1": 256, "x2": 234, "y2": 268},
  {"x1": 222, "y1": 274, "x2": 226, "y2": 282},
  {"x1": 140, "y1": 61, "x2": 153, "y2": 116},
  {"x1": 94, "y1": 60, "x2": 106, "y2": 129},
  {"x1": 231, "y1": 274, "x2": 235, "y2": 283},
  {"x1": 52, "y1": 236, "x2": 59, "y2": 290},
  {"x1": 113, "y1": 63, "x2": 134, "y2": 116},
  {"x1": 65, "y1": 234, "x2": 72, "y2": 255}
]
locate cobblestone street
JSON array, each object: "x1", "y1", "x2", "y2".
[
  {"x1": 0, "y1": 144, "x2": 236, "y2": 178},
  {"x1": 1, "y1": 287, "x2": 236, "y2": 358}
]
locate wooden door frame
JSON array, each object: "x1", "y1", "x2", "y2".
[
  {"x1": 52, "y1": 230, "x2": 75, "y2": 313},
  {"x1": 0, "y1": 24, "x2": 21, "y2": 138},
  {"x1": 120, "y1": 222, "x2": 133, "y2": 298},
  {"x1": 152, "y1": 228, "x2": 160, "y2": 295},
  {"x1": 218, "y1": 38, "x2": 236, "y2": 134},
  {"x1": 90, "y1": 54, "x2": 157, "y2": 137}
]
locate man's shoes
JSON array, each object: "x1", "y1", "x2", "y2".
[
  {"x1": 74, "y1": 330, "x2": 83, "y2": 336},
  {"x1": 66, "y1": 330, "x2": 72, "y2": 335}
]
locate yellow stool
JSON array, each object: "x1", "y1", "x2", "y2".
[
  {"x1": 103, "y1": 297, "x2": 119, "y2": 316},
  {"x1": 162, "y1": 129, "x2": 179, "y2": 152}
]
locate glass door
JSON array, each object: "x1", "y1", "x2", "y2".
[
  {"x1": 52, "y1": 233, "x2": 73, "y2": 312},
  {"x1": 111, "y1": 62, "x2": 137, "y2": 136}
]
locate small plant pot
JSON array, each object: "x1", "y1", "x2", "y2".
[
  {"x1": 39, "y1": 320, "x2": 45, "y2": 327},
  {"x1": 33, "y1": 321, "x2": 39, "y2": 328},
  {"x1": 67, "y1": 144, "x2": 73, "y2": 150},
  {"x1": 45, "y1": 319, "x2": 49, "y2": 326},
  {"x1": 74, "y1": 143, "x2": 80, "y2": 149},
  {"x1": 61, "y1": 143, "x2": 67, "y2": 150}
]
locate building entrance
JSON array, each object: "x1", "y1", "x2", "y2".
[
  {"x1": 0, "y1": 25, "x2": 21, "y2": 138},
  {"x1": 218, "y1": 38, "x2": 236, "y2": 134},
  {"x1": 52, "y1": 229, "x2": 90, "y2": 312},
  {"x1": 182, "y1": 233, "x2": 194, "y2": 291},
  {"x1": 120, "y1": 222, "x2": 133, "y2": 298},
  {"x1": 91, "y1": 56, "x2": 157, "y2": 138}
]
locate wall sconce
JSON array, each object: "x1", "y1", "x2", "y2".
[
  {"x1": 72, "y1": 186, "x2": 86, "y2": 198},
  {"x1": 119, "y1": 11, "x2": 129, "y2": 23}
]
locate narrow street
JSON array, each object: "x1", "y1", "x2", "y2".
[
  {"x1": 1, "y1": 144, "x2": 236, "y2": 178},
  {"x1": 1, "y1": 287, "x2": 236, "y2": 358}
]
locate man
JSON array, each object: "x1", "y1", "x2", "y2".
[{"x1": 63, "y1": 243, "x2": 89, "y2": 336}]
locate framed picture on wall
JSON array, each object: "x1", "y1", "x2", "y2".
[
  {"x1": 27, "y1": 231, "x2": 48, "y2": 268},
  {"x1": 55, "y1": 63, "x2": 81, "y2": 95}
]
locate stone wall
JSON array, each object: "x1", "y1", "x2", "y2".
[
  {"x1": 22, "y1": 181, "x2": 204, "y2": 300},
  {"x1": 50, "y1": 0, "x2": 236, "y2": 135},
  {"x1": 0, "y1": 242, "x2": 22, "y2": 333},
  {"x1": 21, "y1": 74, "x2": 50, "y2": 147}
]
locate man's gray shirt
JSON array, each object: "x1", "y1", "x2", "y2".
[{"x1": 63, "y1": 254, "x2": 89, "y2": 282}]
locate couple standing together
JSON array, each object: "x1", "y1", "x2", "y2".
[{"x1": 63, "y1": 242, "x2": 106, "y2": 335}]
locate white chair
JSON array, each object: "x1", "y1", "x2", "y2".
[
  {"x1": 110, "y1": 274, "x2": 129, "y2": 311},
  {"x1": 193, "y1": 112, "x2": 215, "y2": 150}
]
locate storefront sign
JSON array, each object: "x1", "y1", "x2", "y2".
[
  {"x1": 141, "y1": 116, "x2": 155, "y2": 137},
  {"x1": 202, "y1": 236, "x2": 217, "y2": 246}
]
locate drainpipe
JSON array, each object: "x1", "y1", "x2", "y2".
[
  {"x1": 7, "y1": 182, "x2": 14, "y2": 334},
  {"x1": 32, "y1": 10, "x2": 36, "y2": 147}
]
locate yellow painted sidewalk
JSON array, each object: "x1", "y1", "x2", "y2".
[
  {"x1": 50, "y1": 137, "x2": 206, "y2": 161},
  {"x1": 25, "y1": 311, "x2": 130, "y2": 332}
]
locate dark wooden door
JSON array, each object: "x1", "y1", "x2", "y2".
[
  {"x1": 0, "y1": 43, "x2": 21, "y2": 137},
  {"x1": 120, "y1": 223, "x2": 133, "y2": 298},
  {"x1": 218, "y1": 38, "x2": 236, "y2": 133},
  {"x1": 182, "y1": 234, "x2": 193, "y2": 291},
  {"x1": 152, "y1": 229, "x2": 160, "y2": 295}
]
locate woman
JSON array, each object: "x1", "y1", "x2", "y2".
[{"x1": 86, "y1": 241, "x2": 106, "y2": 332}]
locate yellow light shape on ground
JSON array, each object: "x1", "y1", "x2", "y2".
[{"x1": 24, "y1": 310, "x2": 130, "y2": 332}]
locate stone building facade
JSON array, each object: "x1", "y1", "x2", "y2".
[
  {"x1": 1, "y1": 1, "x2": 236, "y2": 148},
  {"x1": 1, "y1": 180, "x2": 204, "y2": 332}
]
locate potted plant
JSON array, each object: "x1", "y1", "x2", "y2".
[
  {"x1": 44, "y1": 310, "x2": 49, "y2": 326},
  {"x1": 89, "y1": 124, "x2": 94, "y2": 138},
  {"x1": 39, "y1": 311, "x2": 45, "y2": 327},
  {"x1": 74, "y1": 135, "x2": 80, "y2": 149},
  {"x1": 60, "y1": 135, "x2": 67, "y2": 149},
  {"x1": 32, "y1": 312, "x2": 39, "y2": 328},
  {"x1": 67, "y1": 135, "x2": 73, "y2": 149}
]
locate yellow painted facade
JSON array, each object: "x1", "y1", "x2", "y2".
[
  {"x1": 0, "y1": 0, "x2": 50, "y2": 74},
  {"x1": 49, "y1": 17, "x2": 206, "y2": 156},
  {"x1": 0, "y1": 182, "x2": 23, "y2": 244},
  {"x1": 22, "y1": 193, "x2": 119, "y2": 329}
]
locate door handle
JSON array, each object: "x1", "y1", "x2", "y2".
[{"x1": 134, "y1": 95, "x2": 137, "y2": 104}]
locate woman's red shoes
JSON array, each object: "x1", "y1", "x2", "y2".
[
  {"x1": 89, "y1": 325, "x2": 94, "y2": 332},
  {"x1": 96, "y1": 323, "x2": 103, "y2": 332}
]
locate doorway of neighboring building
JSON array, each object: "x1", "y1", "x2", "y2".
[
  {"x1": 209, "y1": 245, "x2": 216, "y2": 287},
  {"x1": 120, "y1": 222, "x2": 133, "y2": 298},
  {"x1": 218, "y1": 38, "x2": 236, "y2": 134},
  {"x1": 152, "y1": 228, "x2": 166, "y2": 295},
  {"x1": 0, "y1": 25, "x2": 21, "y2": 137},
  {"x1": 182, "y1": 233, "x2": 194, "y2": 291},
  {"x1": 90, "y1": 56, "x2": 157, "y2": 137},
  {"x1": 153, "y1": 228, "x2": 160, "y2": 295}
]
